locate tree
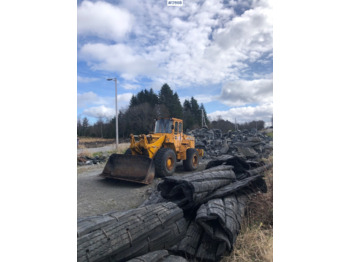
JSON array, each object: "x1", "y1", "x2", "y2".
[
  {"x1": 182, "y1": 97, "x2": 203, "y2": 130},
  {"x1": 96, "y1": 117, "x2": 104, "y2": 138},
  {"x1": 77, "y1": 118, "x2": 83, "y2": 136},
  {"x1": 159, "y1": 84, "x2": 183, "y2": 119},
  {"x1": 82, "y1": 117, "x2": 89, "y2": 136}
]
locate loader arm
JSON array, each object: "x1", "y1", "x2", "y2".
[{"x1": 130, "y1": 134, "x2": 166, "y2": 159}]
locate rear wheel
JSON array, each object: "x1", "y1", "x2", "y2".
[
  {"x1": 154, "y1": 148, "x2": 176, "y2": 177},
  {"x1": 183, "y1": 148, "x2": 199, "y2": 171}
]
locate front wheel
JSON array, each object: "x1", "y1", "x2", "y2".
[
  {"x1": 154, "y1": 148, "x2": 176, "y2": 177},
  {"x1": 183, "y1": 148, "x2": 199, "y2": 171}
]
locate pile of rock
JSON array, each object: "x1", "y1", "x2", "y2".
[
  {"x1": 77, "y1": 155, "x2": 107, "y2": 166},
  {"x1": 187, "y1": 128, "x2": 273, "y2": 160}
]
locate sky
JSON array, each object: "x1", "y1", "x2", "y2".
[{"x1": 77, "y1": 0, "x2": 273, "y2": 126}]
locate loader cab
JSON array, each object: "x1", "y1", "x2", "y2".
[
  {"x1": 154, "y1": 118, "x2": 173, "y2": 134},
  {"x1": 154, "y1": 118, "x2": 183, "y2": 135}
]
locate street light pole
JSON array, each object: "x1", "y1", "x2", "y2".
[{"x1": 107, "y1": 78, "x2": 118, "y2": 149}]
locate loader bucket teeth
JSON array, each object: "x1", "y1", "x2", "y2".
[{"x1": 100, "y1": 154, "x2": 155, "y2": 185}]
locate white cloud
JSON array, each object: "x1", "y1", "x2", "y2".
[
  {"x1": 77, "y1": 91, "x2": 106, "y2": 107},
  {"x1": 179, "y1": 94, "x2": 214, "y2": 106},
  {"x1": 79, "y1": 43, "x2": 158, "y2": 76},
  {"x1": 121, "y1": 83, "x2": 140, "y2": 90},
  {"x1": 208, "y1": 103, "x2": 273, "y2": 124},
  {"x1": 77, "y1": 75, "x2": 99, "y2": 83},
  {"x1": 77, "y1": 0, "x2": 133, "y2": 41},
  {"x1": 78, "y1": 91, "x2": 133, "y2": 110},
  {"x1": 117, "y1": 93, "x2": 133, "y2": 108},
  {"x1": 77, "y1": 0, "x2": 273, "y2": 89},
  {"x1": 83, "y1": 105, "x2": 115, "y2": 119},
  {"x1": 218, "y1": 78, "x2": 273, "y2": 106},
  {"x1": 82, "y1": 92, "x2": 133, "y2": 119}
]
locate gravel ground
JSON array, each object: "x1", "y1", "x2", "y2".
[{"x1": 77, "y1": 158, "x2": 211, "y2": 218}]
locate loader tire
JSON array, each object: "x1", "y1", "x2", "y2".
[
  {"x1": 183, "y1": 148, "x2": 199, "y2": 171},
  {"x1": 155, "y1": 148, "x2": 176, "y2": 177},
  {"x1": 124, "y1": 148, "x2": 132, "y2": 155}
]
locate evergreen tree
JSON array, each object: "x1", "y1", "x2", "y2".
[
  {"x1": 159, "y1": 84, "x2": 183, "y2": 118},
  {"x1": 77, "y1": 118, "x2": 82, "y2": 136},
  {"x1": 82, "y1": 117, "x2": 89, "y2": 136}
]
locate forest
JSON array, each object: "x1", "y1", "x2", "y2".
[{"x1": 77, "y1": 83, "x2": 265, "y2": 139}]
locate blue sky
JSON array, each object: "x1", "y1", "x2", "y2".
[{"x1": 77, "y1": 0, "x2": 273, "y2": 125}]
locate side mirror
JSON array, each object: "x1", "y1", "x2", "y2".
[{"x1": 171, "y1": 125, "x2": 174, "y2": 130}]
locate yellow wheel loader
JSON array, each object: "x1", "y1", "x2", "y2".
[{"x1": 100, "y1": 118, "x2": 204, "y2": 184}]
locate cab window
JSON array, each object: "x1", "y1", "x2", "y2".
[
  {"x1": 154, "y1": 119, "x2": 172, "y2": 133},
  {"x1": 179, "y1": 122, "x2": 183, "y2": 133},
  {"x1": 174, "y1": 122, "x2": 178, "y2": 134}
]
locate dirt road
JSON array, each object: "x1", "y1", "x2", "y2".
[
  {"x1": 77, "y1": 143, "x2": 130, "y2": 155},
  {"x1": 77, "y1": 159, "x2": 210, "y2": 218}
]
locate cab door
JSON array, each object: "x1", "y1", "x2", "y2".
[{"x1": 174, "y1": 121, "x2": 181, "y2": 151}]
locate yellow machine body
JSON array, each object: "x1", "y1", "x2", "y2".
[{"x1": 100, "y1": 118, "x2": 204, "y2": 184}]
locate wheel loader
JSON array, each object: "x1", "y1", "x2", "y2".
[{"x1": 100, "y1": 118, "x2": 204, "y2": 184}]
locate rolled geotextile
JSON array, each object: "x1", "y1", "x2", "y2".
[
  {"x1": 157, "y1": 168, "x2": 236, "y2": 210},
  {"x1": 195, "y1": 195, "x2": 248, "y2": 260},
  {"x1": 205, "y1": 156, "x2": 251, "y2": 176},
  {"x1": 139, "y1": 190, "x2": 166, "y2": 207},
  {"x1": 78, "y1": 209, "x2": 135, "y2": 238},
  {"x1": 206, "y1": 156, "x2": 272, "y2": 180},
  {"x1": 126, "y1": 250, "x2": 169, "y2": 262},
  {"x1": 141, "y1": 166, "x2": 235, "y2": 208},
  {"x1": 77, "y1": 202, "x2": 187, "y2": 262},
  {"x1": 126, "y1": 250, "x2": 189, "y2": 262},
  {"x1": 200, "y1": 174, "x2": 267, "y2": 204},
  {"x1": 170, "y1": 221, "x2": 203, "y2": 257},
  {"x1": 171, "y1": 195, "x2": 247, "y2": 262}
]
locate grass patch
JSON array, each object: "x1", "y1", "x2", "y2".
[
  {"x1": 107, "y1": 143, "x2": 130, "y2": 155},
  {"x1": 92, "y1": 152, "x2": 104, "y2": 158},
  {"x1": 223, "y1": 156, "x2": 273, "y2": 262},
  {"x1": 266, "y1": 132, "x2": 273, "y2": 138},
  {"x1": 78, "y1": 137, "x2": 115, "y2": 143},
  {"x1": 222, "y1": 226, "x2": 273, "y2": 262},
  {"x1": 77, "y1": 149, "x2": 93, "y2": 159}
]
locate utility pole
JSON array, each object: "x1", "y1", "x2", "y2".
[
  {"x1": 199, "y1": 109, "x2": 207, "y2": 128},
  {"x1": 107, "y1": 78, "x2": 118, "y2": 149}
]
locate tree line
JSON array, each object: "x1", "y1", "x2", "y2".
[{"x1": 77, "y1": 83, "x2": 265, "y2": 139}]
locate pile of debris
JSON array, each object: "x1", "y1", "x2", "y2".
[
  {"x1": 187, "y1": 128, "x2": 273, "y2": 160},
  {"x1": 77, "y1": 154, "x2": 107, "y2": 166},
  {"x1": 77, "y1": 156, "x2": 272, "y2": 262}
]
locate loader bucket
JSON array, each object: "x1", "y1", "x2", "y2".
[{"x1": 100, "y1": 154, "x2": 155, "y2": 185}]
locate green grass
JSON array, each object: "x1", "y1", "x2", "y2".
[
  {"x1": 266, "y1": 132, "x2": 273, "y2": 138},
  {"x1": 92, "y1": 152, "x2": 103, "y2": 158}
]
